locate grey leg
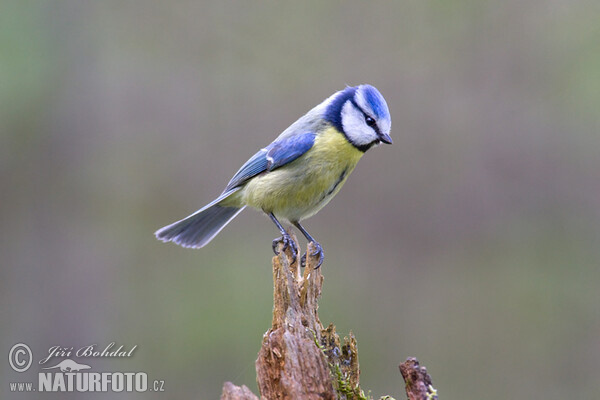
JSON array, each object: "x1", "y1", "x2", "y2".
[
  {"x1": 292, "y1": 221, "x2": 324, "y2": 268},
  {"x1": 268, "y1": 213, "x2": 298, "y2": 263}
]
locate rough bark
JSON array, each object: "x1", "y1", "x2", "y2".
[
  {"x1": 221, "y1": 235, "x2": 437, "y2": 400},
  {"x1": 399, "y1": 358, "x2": 438, "y2": 400},
  {"x1": 222, "y1": 235, "x2": 365, "y2": 399},
  {"x1": 220, "y1": 382, "x2": 260, "y2": 400},
  {"x1": 254, "y1": 237, "x2": 354, "y2": 399}
]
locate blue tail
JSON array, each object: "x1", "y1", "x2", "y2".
[{"x1": 155, "y1": 192, "x2": 245, "y2": 249}]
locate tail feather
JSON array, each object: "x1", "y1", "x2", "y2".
[{"x1": 155, "y1": 201, "x2": 245, "y2": 249}]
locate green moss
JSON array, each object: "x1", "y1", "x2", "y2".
[
  {"x1": 310, "y1": 325, "x2": 397, "y2": 400},
  {"x1": 333, "y1": 362, "x2": 369, "y2": 400},
  {"x1": 426, "y1": 385, "x2": 438, "y2": 399}
]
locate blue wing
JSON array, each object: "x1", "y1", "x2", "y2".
[
  {"x1": 224, "y1": 148, "x2": 269, "y2": 191},
  {"x1": 224, "y1": 132, "x2": 315, "y2": 191},
  {"x1": 265, "y1": 132, "x2": 316, "y2": 170}
]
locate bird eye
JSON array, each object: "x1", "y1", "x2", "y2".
[{"x1": 365, "y1": 115, "x2": 376, "y2": 127}]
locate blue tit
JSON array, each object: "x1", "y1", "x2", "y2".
[{"x1": 155, "y1": 84, "x2": 392, "y2": 267}]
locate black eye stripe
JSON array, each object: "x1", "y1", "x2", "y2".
[
  {"x1": 342, "y1": 99, "x2": 383, "y2": 152},
  {"x1": 361, "y1": 112, "x2": 380, "y2": 134},
  {"x1": 350, "y1": 99, "x2": 379, "y2": 132}
]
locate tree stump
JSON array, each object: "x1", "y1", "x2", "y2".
[{"x1": 221, "y1": 235, "x2": 437, "y2": 400}]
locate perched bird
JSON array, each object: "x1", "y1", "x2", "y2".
[{"x1": 155, "y1": 84, "x2": 392, "y2": 267}]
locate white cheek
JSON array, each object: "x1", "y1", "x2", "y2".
[{"x1": 340, "y1": 101, "x2": 377, "y2": 146}]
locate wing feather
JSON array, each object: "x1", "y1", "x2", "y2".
[
  {"x1": 224, "y1": 132, "x2": 315, "y2": 192},
  {"x1": 224, "y1": 148, "x2": 269, "y2": 191},
  {"x1": 266, "y1": 132, "x2": 315, "y2": 171}
]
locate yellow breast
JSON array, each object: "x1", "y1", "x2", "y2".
[{"x1": 239, "y1": 127, "x2": 364, "y2": 221}]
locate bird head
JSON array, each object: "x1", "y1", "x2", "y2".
[{"x1": 324, "y1": 84, "x2": 392, "y2": 152}]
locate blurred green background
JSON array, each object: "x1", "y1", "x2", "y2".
[{"x1": 1, "y1": 1, "x2": 599, "y2": 399}]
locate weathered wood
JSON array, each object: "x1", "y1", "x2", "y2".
[
  {"x1": 220, "y1": 382, "x2": 259, "y2": 400},
  {"x1": 399, "y1": 358, "x2": 438, "y2": 400},
  {"x1": 221, "y1": 235, "x2": 437, "y2": 399},
  {"x1": 222, "y1": 235, "x2": 367, "y2": 399},
  {"x1": 255, "y1": 237, "x2": 336, "y2": 399}
]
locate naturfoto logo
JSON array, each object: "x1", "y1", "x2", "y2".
[{"x1": 7, "y1": 342, "x2": 165, "y2": 393}]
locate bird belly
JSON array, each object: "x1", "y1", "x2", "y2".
[{"x1": 240, "y1": 127, "x2": 363, "y2": 221}]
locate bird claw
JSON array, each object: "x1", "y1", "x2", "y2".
[
  {"x1": 272, "y1": 234, "x2": 298, "y2": 264},
  {"x1": 301, "y1": 241, "x2": 324, "y2": 269}
]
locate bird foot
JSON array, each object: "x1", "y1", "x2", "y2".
[
  {"x1": 272, "y1": 233, "x2": 298, "y2": 264},
  {"x1": 301, "y1": 241, "x2": 324, "y2": 269}
]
